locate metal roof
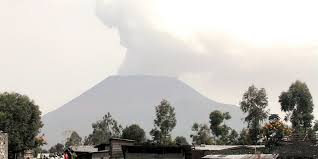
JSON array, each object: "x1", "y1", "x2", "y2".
[
  {"x1": 202, "y1": 154, "x2": 278, "y2": 159},
  {"x1": 193, "y1": 145, "x2": 265, "y2": 151},
  {"x1": 70, "y1": 145, "x2": 98, "y2": 153}
]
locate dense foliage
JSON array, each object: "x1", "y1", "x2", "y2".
[
  {"x1": 0, "y1": 92, "x2": 43, "y2": 158},
  {"x1": 209, "y1": 110, "x2": 238, "y2": 144},
  {"x1": 190, "y1": 123, "x2": 214, "y2": 145},
  {"x1": 84, "y1": 112, "x2": 122, "y2": 145},
  {"x1": 240, "y1": 85, "x2": 269, "y2": 144},
  {"x1": 262, "y1": 114, "x2": 291, "y2": 150},
  {"x1": 65, "y1": 131, "x2": 82, "y2": 146},
  {"x1": 174, "y1": 136, "x2": 189, "y2": 145},
  {"x1": 49, "y1": 143, "x2": 64, "y2": 156},
  {"x1": 279, "y1": 80, "x2": 314, "y2": 135},
  {"x1": 150, "y1": 99, "x2": 176, "y2": 145},
  {"x1": 122, "y1": 124, "x2": 146, "y2": 143}
]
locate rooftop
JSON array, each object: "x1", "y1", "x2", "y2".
[
  {"x1": 70, "y1": 145, "x2": 98, "y2": 153},
  {"x1": 193, "y1": 145, "x2": 265, "y2": 151},
  {"x1": 202, "y1": 154, "x2": 278, "y2": 159}
]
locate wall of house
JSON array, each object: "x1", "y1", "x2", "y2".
[
  {"x1": 110, "y1": 140, "x2": 134, "y2": 159},
  {"x1": 92, "y1": 152, "x2": 110, "y2": 159},
  {"x1": 124, "y1": 153, "x2": 185, "y2": 159},
  {"x1": 0, "y1": 132, "x2": 8, "y2": 159}
]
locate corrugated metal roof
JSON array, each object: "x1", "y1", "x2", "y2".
[
  {"x1": 70, "y1": 145, "x2": 98, "y2": 153},
  {"x1": 202, "y1": 154, "x2": 277, "y2": 159},
  {"x1": 193, "y1": 145, "x2": 265, "y2": 151}
]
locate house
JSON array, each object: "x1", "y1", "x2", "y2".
[
  {"x1": 192, "y1": 145, "x2": 266, "y2": 159},
  {"x1": 69, "y1": 145, "x2": 98, "y2": 159},
  {"x1": 69, "y1": 138, "x2": 135, "y2": 159},
  {"x1": 121, "y1": 145, "x2": 192, "y2": 159},
  {"x1": 0, "y1": 132, "x2": 8, "y2": 159},
  {"x1": 94, "y1": 138, "x2": 135, "y2": 159}
]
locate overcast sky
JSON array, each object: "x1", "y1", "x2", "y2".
[{"x1": 1, "y1": 0, "x2": 317, "y2": 117}]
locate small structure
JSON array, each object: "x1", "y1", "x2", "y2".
[
  {"x1": 192, "y1": 145, "x2": 265, "y2": 159},
  {"x1": 0, "y1": 132, "x2": 8, "y2": 159},
  {"x1": 94, "y1": 138, "x2": 135, "y2": 159},
  {"x1": 122, "y1": 145, "x2": 192, "y2": 159},
  {"x1": 69, "y1": 145, "x2": 98, "y2": 159}
]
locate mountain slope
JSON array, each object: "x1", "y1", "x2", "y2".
[{"x1": 42, "y1": 75, "x2": 244, "y2": 146}]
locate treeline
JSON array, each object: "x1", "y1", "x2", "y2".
[
  {"x1": 54, "y1": 80, "x2": 316, "y2": 153},
  {"x1": 0, "y1": 80, "x2": 316, "y2": 158}
]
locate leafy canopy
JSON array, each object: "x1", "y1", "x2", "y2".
[
  {"x1": 279, "y1": 80, "x2": 314, "y2": 132},
  {"x1": 190, "y1": 123, "x2": 214, "y2": 145},
  {"x1": 174, "y1": 136, "x2": 189, "y2": 145},
  {"x1": 150, "y1": 99, "x2": 176, "y2": 145},
  {"x1": 122, "y1": 124, "x2": 146, "y2": 143},
  {"x1": 0, "y1": 92, "x2": 43, "y2": 155},
  {"x1": 84, "y1": 112, "x2": 122, "y2": 145},
  {"x1": 65, "y1": 131, "x2": 82, "y2": 146},
  {"x1": 240, "y1": 85, "x2": 269, "y2": 144}
]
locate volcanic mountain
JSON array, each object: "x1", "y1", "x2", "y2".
[{"x1": 42, "y1": 75, "x2": 244, "y2": 146}]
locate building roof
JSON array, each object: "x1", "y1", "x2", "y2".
[
  {"x1": 70, "y1": 146, "x2": 98, "y2": 153},
  {"x1": 202, "y1": 154, "x2": 278, "y2": 159},
  {"x1": 122, "y1": 145, "x2": 191, "y2": 154},
  {"x1": 193, "y1": 145, "x2": 265, "y2": 151},
  {"x1": 110, "y1": 138, "x2": 135, "y2": 142}
]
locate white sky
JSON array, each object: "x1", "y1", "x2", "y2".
[{"x1": 0, "y1": 0, "x2": 317, "y2": 118}]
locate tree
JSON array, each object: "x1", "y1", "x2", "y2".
[
  {"x1": 237, "y1": 129, "x2": 252, "y2": 145},
  {"x1": 49, "y1": 143, "x2": 64, "y2": 156},
  {"x1": 227, "y1": 129, "x2": 239, "y2": 145},
  {"x1": 122, "y1": 124, "x2": 146, "y2": 143},
  {"x1": 65, "y1": 131, "x2": 82, "y2": 146},
  {"x1": 209, "y1": 110, "x2": 237, "y2": 144},
  {"x1": 279, "y1": 80, "x2": 314, "y2": 135},
  {"x1": 150, "y1": 99, "x2": 176, "y2": 145},
  {"x1": 240, "y1": 85, "x2": 269, "y2": 144},
  {"x1": 84, "y1": 112, "x2": 122, "y2": 145},
  {"x1": 0, "y1": 92, "x2": 43, "y2": 158},
  {"x1": 174, "y1": 136, "x2": 189, "y2": 145},
  {"x1": 262, "y1": 114, "x2": 291, "y2": 151},
  {"x1": 190, "y1": 123, "x2": 214, "y2": 145}
]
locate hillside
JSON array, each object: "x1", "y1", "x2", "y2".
[{"x1": 42, "y1": 75, "x2": 244, "y2": 146}]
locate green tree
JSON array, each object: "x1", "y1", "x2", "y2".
[
  {"x1": 237, "y1": 129, "x2": 252, "y2": 145},
  {"x1": 240, "y1": 85, "x2": 269, "y2": 144},
  {"x1": 279, "y1": 80, "x2": 314, "y2": 135},
  {"x1": 262, "y1": 115, "x2": 291, "y2": 151},
  {"x1": 65, "y1": 131, "x2": 82, "y2": 146},
  {"x1": 84, "y1": 112, "x2": 122, "y2": 145},
  {"x1": 174, "y1": 136, "x2": 189, "y2": 145},
  {"x1": 122, "y1": 124, "x2": 146, "y2": 143},
  {"x1": 190, "y1": 123, "x2": 214, "y2": 145},
  {"x1": 150, "y1": 99, "x2": 176, "y2": 145},
  {"x1": 49, "y1": 143, "x2": 64, "y2": 156},
  {"x1": 227, "y1": 129, "x2": 239, "y2": 145},
  {"x1": 0, "y1": 92, "x2": 43, "y2": 158},
  {"x1": 209, "y1": 111, "x2": 236, "y2": 144}
]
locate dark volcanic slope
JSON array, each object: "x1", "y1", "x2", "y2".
[{"x1": 42, "y1": 75, "x2": 244, "y2": 146}]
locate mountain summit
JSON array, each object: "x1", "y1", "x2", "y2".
[{"x1": 42, "y1": 75, "x2": 244, "y2": 146}]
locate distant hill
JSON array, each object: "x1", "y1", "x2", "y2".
[{"x1": 42, "y1": 75, "x2": 244, "y2": 147}]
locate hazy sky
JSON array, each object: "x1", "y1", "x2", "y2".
[{"x1": 1, "y1": 0, "x2": 317, "y2": 117}]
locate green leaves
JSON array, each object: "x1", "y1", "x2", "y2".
[
  {"x1": 122, "y1": 124, "x2": 146, "y2": 143},
  {"x1": 65, "y1": 131, "x2": 82, "y2": 146},
  {"x1": 190, "y1": 123, "x2": 213, "y2": 145},
  {"x1": 240, "y1": 85, "x2": 269, "y2": 144},
  {"x1": 150, "y1": 99, "x2": 176, "y2": 145},
  {"x1": 84, "y1": 112, "x2": 122, "y2": 145},
  {"x1": 279, "y1": 80, "x2": 314, "y2": 132},
  {"x1": 0, "y1": 92, "x2": 43, "y2": 155}
]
